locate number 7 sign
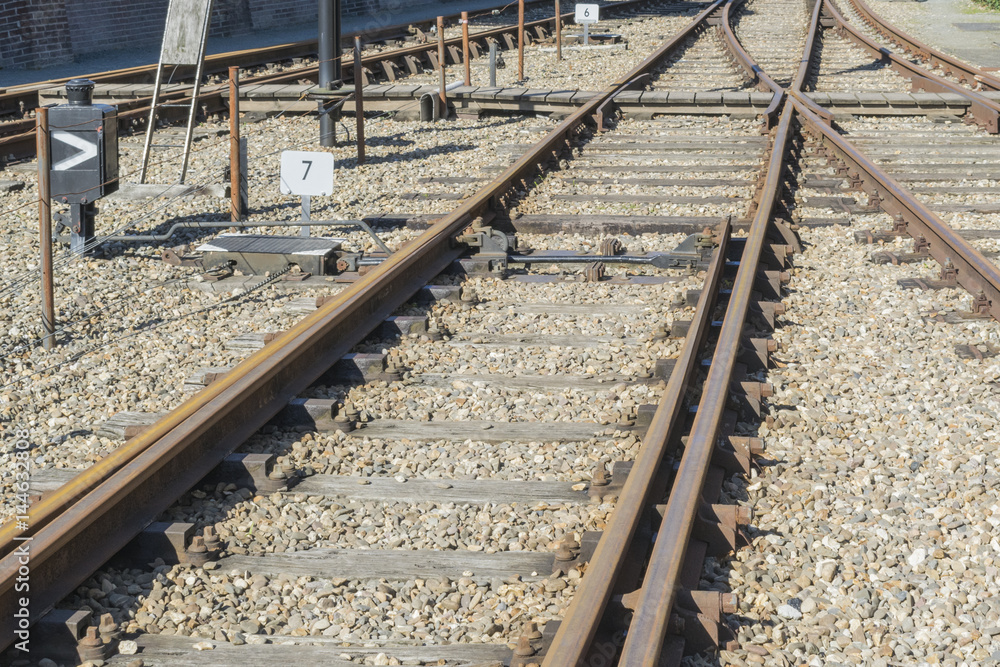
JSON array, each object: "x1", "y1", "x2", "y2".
[{"x1": 280, "y1": 150, "x2": 335, "y2": 196}]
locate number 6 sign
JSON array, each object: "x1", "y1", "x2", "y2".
[
  {"x1": 280, "y1": 150, "x2": 335, "y2": 196},
  {"x1": 575, "y1": 4, "x2": 599, "y2": 22}
]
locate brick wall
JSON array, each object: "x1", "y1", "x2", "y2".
[
  {"x1": 1, "y1": 0, "x2": 415, "y2": 72},
  {"x1": 1, "y1": 0, "x2": 75, "y2": 71}
]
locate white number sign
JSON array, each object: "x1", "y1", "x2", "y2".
[
  {"x1": 575, "y1": 4, "x2": 599, "y2": 22},
  {"x1": 280, "y1": 151, "x2": 335, "y2": 197}
]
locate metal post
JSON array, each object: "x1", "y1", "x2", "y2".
[
  {"x1": 555, "y1": 0, "x2": 562, "y2": 60},
  {"x1": 584, "y1": 22, "x2": 590, "y2": 46},
  {"x1": 462, "y1": 11, "x2": 471, "y2": 86},
  {"x1": 229, "y1": 66, "x2": 242, "y2": 222},
  {"x1": 354, "y1": 36, "x2": 366, "y2": 165},
  {"x1": 301, "y1": 195, "x2": 311, "y2": 237},
  {"x1": 489, "y1": 40, "x2": 498, "y2": 87},
  {"x1": 36, "y1": 108, "x2": 55, "y2": 350},
  {"x1": 319, "y1": 0, "x2": 342, "y2": 147},
  {"x1": 437, "y1": 16, "x2": 447, "y2": 119},
  {"x1": 518, "y1": 0, "x2": 525, "y2": 81}
]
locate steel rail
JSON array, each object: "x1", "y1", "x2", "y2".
[
  {"x1": 618, "y1": 100, "x2": 793, "y2": 664},
  {"x1": 787, "y1": 0, "x2": 836, "y2": 124},
  {"x1": 0, "y1": 2, "x2": 726, "y2": 650},
  {"x1": 840, "y1": 0, "x2": 1000, "y2": 92},
  {"x1": 790, "y1": 94, "x2": 1000, "y2": 320},
  {"x1": 719, "y1": 0, "x2": 784, "y2": 125},
  {"x1": 0, "y1": 9, "x2": 570, "y2": 150},
  {"x1": 822, "y1": 0, "x2": 999, "y2": 133},
  {"x1": 539, "y1": 11, "x2": 731, "y2": 662},
  {"x1": 0, "y1": 0, "x2": 666, "y2": 164},
  {"x1": 0, "y1": 0, "x2": 561, "y2": 112},
  {"x1": 542, "y1": 225, "x2": 731, "y2": 666}
]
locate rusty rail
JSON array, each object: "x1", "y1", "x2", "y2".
[
  {"x1": 618, "y1": 99, "x2": 793, "y2": 665},
  {"x1": 0, "y1": 0, "x2": 561, "y2": 117},
  {"x1": 543, "y1": 225, "x2": 731, "y2": 665},
  {"x1": 720, "y1": 0, "x2": 784, "y2": 125},
  {"x1": 791, "y1": 95, "x2": 1000, "y2": 319},
  {"x1": 822, "y1": 0, "x2": 999, "y2": 132},
  {"x1": 0, "y1": 0, "x2": 663, "y2": 164},
  {"x1": 841, "y1": 0, "x2": 1000, "y2": 92},
  {"x1": 0, "y1": 1, "x2": 729, "y2": 651},
  {"x1": 787, "y1": 0, "x2": 835, "y2": 124}
]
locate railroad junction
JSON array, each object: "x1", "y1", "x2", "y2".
[{"x1": 2, "y1": 0, "x2": 1000, "y2": 665}]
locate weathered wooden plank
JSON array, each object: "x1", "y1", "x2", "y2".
[
  {"x1": 218, "y1": 548, "x2": 555, "y2": 580},
  {"x1": 483, "y1": 164, "x2": 758, "y2": 174},
  {"x1": 97, "y1": 412, "x2": 167, "y2": 439},
  {"x1": 447, "y1": 333, "x2": 646, "y2": 347},
  {"x1": 509, "y1": 274, "x2": 685, "y2": 285},
  {"x1": 414, "y1": 372, "x2": 660, "y2": 391},
  {"x1": 107, "y1": 634, "x2": 510, "y2": 667},
  {"x1": 587, "y1": 135, "x2": 767, "y2": 144},
  {"x1": 510, "y1": 214, "x2": 741, "y2": 235},
  {"x1": 546, "y1": 194, "x2": 745, "y2": 204},
  {"x1": 418, "y1": 176, "x2": 484, "y2": 184},
  {"x1": 930, "y1": 203, "x2": 1000, "y2": 213},
  {"x1": 291, "y1": 475, "x2": 590, "y2": 504},
  {"x1": 355, "y1": 420, "x2": 620, "y2": 443},
  {"x1": 28, "y1": 468, "x2": 78, "y2": 495},
  {"x1": 507, "y1": 303, "x2": 654, "y2": 315},
  {"x1": 557, "y1": 177, "x2": 751, "y2": 187},
  {"x1": 582, "y1": 142, "x2": 764, "y2": 153}
]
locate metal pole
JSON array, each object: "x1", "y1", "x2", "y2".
[
  {"x1": 555, "y1": 0, "x2": 562, "y2": 60},
  {"x1": 229, "y1": 66, "x2": 242, "y2": 222},
  {"x1": 437, "y1": 16, "x2": 447, "y2": 118},
  {"x1": 36, "y1": 108, "x2": 55, "y2": 351},
  {"x1": 319, "y1": 0, "x2": 342, "y2": 147},
  {"x1": 301, "y1": 195, "x2": 311, "y2": 237},
  {"x1": 489, "y1": 40, "x2": 498, "y2": 87},
  {"x1": 584, "y1": 21, "x2": 590, "y2": 46},
  {"x1": 354, "y1": 36, "x2": 366, "y2": 165},
  {"x1": 518, "y1": 0, "x2": 525, "y2": 81},
  {"x1": 462, "y1": 11, "x2": 471, "y2": 86}
]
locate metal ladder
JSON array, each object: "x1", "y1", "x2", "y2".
[{"x1": 139, "y1": 0, "x2": 215, "y2": 185}]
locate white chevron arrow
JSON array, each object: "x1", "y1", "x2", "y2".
[{"x1": 52, "y1": 131, "x2": 98, "y2": 171}]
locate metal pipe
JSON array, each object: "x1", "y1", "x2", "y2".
[
  {"x1": 438, "y1": 16, "x2": 448, "y2": 118},
  {"x1": 138, "y1": 62, "x2": 165, "y2": 184},
  {"x1": 36, "y1": 107, "x2": 55, "y2": 351},
  {"x1": 100, "y1": 219, "x2": 393, "y2": 255},
  {"x1": 353, "y1": 36, "x2": 366, "y2": 164},
  {"x1": 518, "y1": 0, "x2": 525, "y2": 81},
  {"x1": 229, "y1": 66, "x2": 242, "y2": 222},
  {"x1": 319, "y1": 0, "x2": 342, "y2": 147},
  {"x1": 555, "y1": 0, "x2": 562, "y2": 60},
  {"x1": 489, "y1": 40, "x2": 498, "y2": 87},
  {"x1": 462, "y1": 11, "x2": 472, "y2": 86},
  {"x1": 178, "y1": 4, "x2": 213, "y2": 185}
]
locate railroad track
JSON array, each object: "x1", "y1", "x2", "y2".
[
  {"x1": 0, "y1": 0, "x2": 681, "y2": 166},
  {"x1": 4, "y1": 0, "x2": 1000, "y2": 664}
]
